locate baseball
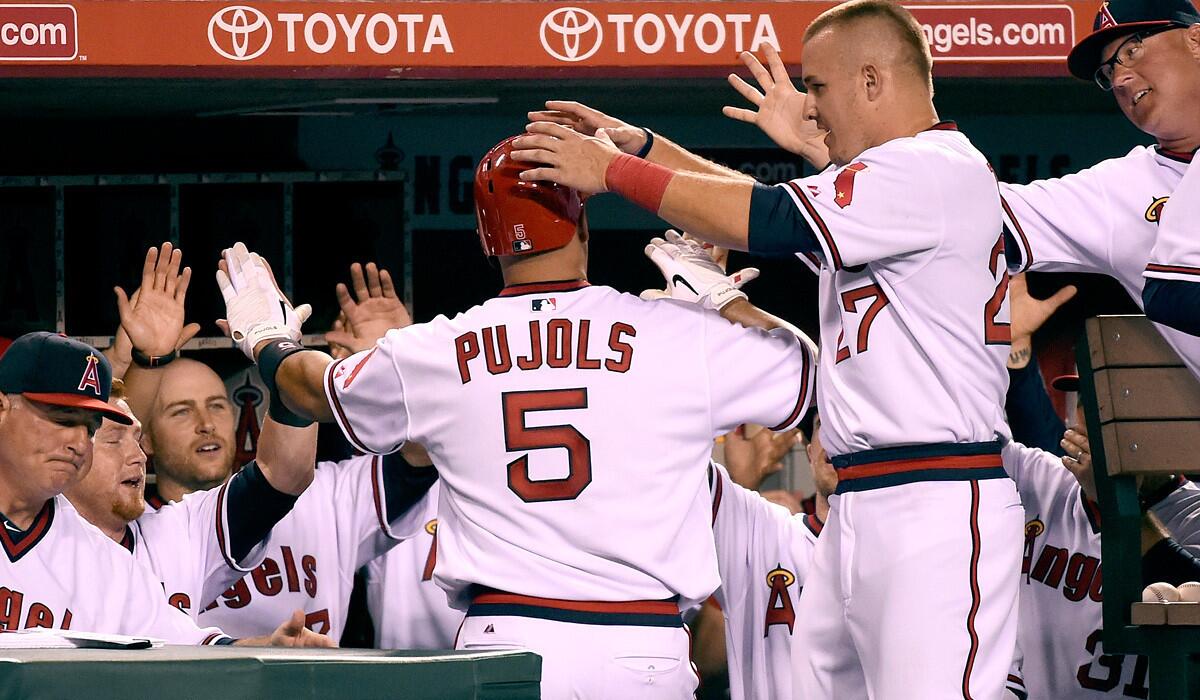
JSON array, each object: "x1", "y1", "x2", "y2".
[
  {"x1": 1142, "y1": 582, "x2": 1182, "y2": 603},
  {"x1": 1178, "y1": 581, "x2": 1200, "y2": 603}
]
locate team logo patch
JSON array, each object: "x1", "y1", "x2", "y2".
[
  {"x1": 1024, "y1": 518, "x2": 1045, "y2": 538},
  {"x1": 77, "y1": 354, "x2": 102, "y2": 395},
  {"x1": 833, "y1": 162, "x2": 867, "y2": 209},
  {"x1": 424, "y1": 518, "x2": 438, "y2": 535},
  {"x1": 531, "y1": 297, "x2": 557, "y2": 312},
  {"x1": 1145, "y1": 196, "x2": 1169, "y2": 224},
  {"x1": 764, "y1": 564, "x2": 797, "y2": 635},
  {"x1": 342, "y1": 348, "x2": 378, "y2": 390},
  {"x1": 1097, "y1": 1, "x2": 1118, "y2": 29}
]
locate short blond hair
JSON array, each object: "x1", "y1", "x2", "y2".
[{"x1": 806, "y1": 0, "x2": 933, "y2": 88}]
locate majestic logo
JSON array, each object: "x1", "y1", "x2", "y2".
[
  {"x1": 833, "y1": 162, "x2": 868, "y2": 209},
  {"x1": 0, "y1": 5, "x2": 78, "y2": 61},
  {"x1": 1096, "y1": 2, "x2": 1118, "y2": 30},
  {"x1": 764, "y1": 565, "x2": 797, "y2": 635},
  {"x1": 208, "y1": 5, "x2": 272, "y2": 61},
  {"x1": 77, "y1": 354, "x2": 101, "y2": 395},
  {"x1": 1145, "y1": 196, "x2": 1169, "y2": 224},
  {"x1": 540, "y1": 7, "x2": 603, "y2": 62}
]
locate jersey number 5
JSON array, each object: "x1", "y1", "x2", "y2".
[{"x1": 503, "y1": 388, "x2": 593, "y2": 502}]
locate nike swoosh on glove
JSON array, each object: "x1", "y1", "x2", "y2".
[
  {"x1": 216, "y1": 242, "x2": 313, "y2": 360},
  {"x1": 640, "y1": 230, "x2": 759, "y2": 310}
]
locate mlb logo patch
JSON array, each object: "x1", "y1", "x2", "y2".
[
  {"x1": 513, "y1": 239, "x2": 533, "y2": 252},
  {"x1": 531, "y1": 298, "x2": 557, "y2": 312}
]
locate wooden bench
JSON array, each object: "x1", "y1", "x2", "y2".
[{"x1": 1079, "y1": 315, "x2": 1200, "y2": 698}]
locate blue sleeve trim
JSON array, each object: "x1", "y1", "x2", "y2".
[
  {"x1": 380, "y1": 453, "x2": 439, "y2": 524},
  {"x1": 747, "y1": 182, "x2": 820, "y2": 258},
  {"x1": 225, "y1": 461, "x2": 300, "y2": 563},
  {"x1": 1005, "y1": 355, "x2": 1067, "y2": 457},
  {"x1": 1143, "y1": 277, "x2": 1200, "y2": 336}
]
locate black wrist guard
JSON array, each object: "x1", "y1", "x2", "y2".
[
  {"x1": 635, "y1": 128, "x2": 655, "y2": 159},
  {"x1": 257, "y1": 338, "x2": 314, "y2": 427},
  {"x1": 131, "y1": 347, "x2": 179, "y2": 368}
]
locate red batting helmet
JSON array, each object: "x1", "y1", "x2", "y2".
[{"x1": 474, "y1": 135, "x2": 584, "y2": 257}]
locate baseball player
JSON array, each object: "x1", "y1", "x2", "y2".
[
  {"x1": 1144, "y1": 154, "x2": 1200, "y2": 334},
  {"x1": 518, "y1": 2, "x2": 1019, "y2": 697},
  {"x1": 362, "y1": 482, "x2": 464, "y2": 650},
  {"x1": 1003, "y1": 433, "x2": 1200, "y2": 698},
  {"x1": 211, "y1": 132, "x2": 817, "y2": 695},
  {"x1": 0, "y1": 332, "x2": 230, "y2": 644},
  {"x1": 708, "y1": 408, "x2": 838, "y2": 700}
]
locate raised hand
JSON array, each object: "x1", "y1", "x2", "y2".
[
  {"x1": 114, "y1": 243, "x2": 201, "y2": 357},
  {"x1": 1060, "y1": 428, "x2": 1095, "y2": 501},
  {"x1": 528, "y1": 100, "x2": 649, "y2": 155},
  {"x1": 216, "y1": 242, "x2": 313, "y2": 360},
  {"x1": 723, "y1": 46, "x2": 830, "y2": 167},
  {"x1": 325, "y1": 262, "x2": 412, "y2": 353},
  {"x1": 1010, "y1": 273, "x2": 1077, "y2": 343},
  {"x1": 724, "y1": 424, "x2": 801, "y2": 490},
  {"x1": 511, "y1": 122, "x2": 620, "y2": 194}
]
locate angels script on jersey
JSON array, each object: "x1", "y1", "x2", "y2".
[
  {"x1": 0, "y1": 588, "x2": 72, "y2": 630},
  {"x1": 455, "y1": 319, "x2": 636, "y2": 384}
]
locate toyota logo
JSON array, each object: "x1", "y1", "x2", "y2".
[
  {"x1": 208, "y1": 5, "x2": 272, "y2": 61},
  {"x1": 539, "y1": 7, "x2": 602, "y2": 62}
]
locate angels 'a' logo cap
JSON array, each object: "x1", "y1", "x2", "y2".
[
  {"x1": 1067, "y1": 0, "x2": 1200, "y2": 80},
  {"x1": 0, "y1": 332, "x2": 133, "y2": 424}
]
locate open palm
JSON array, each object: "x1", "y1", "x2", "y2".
[
  {"x1": 724, "y1": 45, "x2": 829, "y2": 164},
  {"x1": 115, "y1": 243, "x2": 200, "y2": 356}
]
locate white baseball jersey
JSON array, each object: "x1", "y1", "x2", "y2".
[
  {"x1": 0, "y1": 496, "x2": 229, "y2": 644},
  {"x1": 709, "y1": 462, "x2": 819, "y2": 700},
  {"x1": 363, "y1": 482, "x2": 464, "y2": 649},
  {"x1": 198, "y1": 454, "x2": 425, "y2": 639},
  {"x1": 1003, "y1": 440, "x2": 1200, "y2": 698},
  {"x1": 326, "y1": 281, "x2": 816, "y2": 610},
  {"x1": 1001, "y1": 146, "x2": 1199, "y2": 374},
  {"x1": 1145, "y1": 154, "x2": 1200, "y2": 282},
  {"x1": 129, "y1": 477, "x2": 270, "y2": 619},
  {"x1": 785, "y1": 124, "x2": 1011, "y2": 457}
]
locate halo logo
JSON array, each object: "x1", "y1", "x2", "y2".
[
  {"x1": 540, "y1": 7, "x2": 602, "y2": 62},
  {"x1": 208, "y1": 5, "x2": 272, "y2": 61}
]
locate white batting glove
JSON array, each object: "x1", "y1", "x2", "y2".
[
  {"x1": 640, "y1": 230, "x2": 759, "y2": 310},
  {"x1": 215, "y1": 242, "x2": 313, "y2": 360}
]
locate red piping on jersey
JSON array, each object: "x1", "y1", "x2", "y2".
[
  {"x1": 710, "y1": 468, "x2": 724, "y2": 525},
  {"x1": 1001, "y1": 197, "x2": 1034, "y2": 273},
  {"x1": 202, "y1": 632, "x2": 224, "y2": 645},
  {"x1": 0, "y1": 499, "x2": 54, "y2": 563},
  {"x1": 784, "y1": 180, "x2": 843, "y2": 270},
  {"x1": 472, "y1": 590, "x2": 680, "y2": 616},
  {"x1": 1146, "y1": 263, "x2": 1200, "y2": 277},
  {"x1": 962, "y1": 480, "x2": 983, "y2": 700},
  {"x1": 370, "y1": 456, "x2": 395, "y2": 539},
  {"x1": 214, "y1": 478, "x2": 238, "y2": 571},
  {"x1": 498, "y1": 279, "x2": 590, "y2": 297},
  {"x1": 769, "y1": 343, "x2": 812, "y2": 432},
  {"x1": 326, "y1": 358, "x2": 372, "y2": 454},
  {"x1": 925, "y1": 120, "x2": 959, "y2": 132},
  {"x1": 835, "y1": 453, "x2": 1002, "y2": 482},
  {"x1": 804, "y1": 513, "x2": 824, "y2": 536},
  {"x1": 1083, "y1": 497, "x2": 1103, "y2": 533},
  {"x1": 119, "y1": 526, "x2": 135, "y2": 554}
]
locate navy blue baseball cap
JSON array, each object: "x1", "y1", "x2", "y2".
[
  {"x1": 1067, "y1": 0, "x2": 1200, "y2": 79},
  {"x1": 0, "y1": 332, "x2": 132, "y2": 424}
]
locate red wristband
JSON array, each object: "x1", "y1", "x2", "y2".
[{"x1": 605, "y1": 153, "x2": 674, "y2": 213}]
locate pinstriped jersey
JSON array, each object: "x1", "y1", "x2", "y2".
[
  {"x1": 781, "y1": 125, "x2": 1011, "y2": 456},
  {"x1": 197, "y1": 454, "x2": 425, "y2": 640},
  {"x1": 325, "y1": 282, "x2": 817, "y2": 610},
  {"x1": 0, "y1": 496, "x2": 229, "y2": 644},
  {"x1": 1003, "y1": 441, "x2": 1200, "y2": 698},
  {"x1": 363, "y1": 483, "x2": 464, "y2": 649},
  {"x1": 130, "y1": 476, "x2": 271, "y2": 620},
  {"x1": 1145, "y1": 156, "x2": 1200, "y2": 283},
  {"x1": 709, "y1": 463, "x2": 819, "y2": 700},
  {"x1": 1000, "y1": 146, "x2": 1200, "y2": 376}
]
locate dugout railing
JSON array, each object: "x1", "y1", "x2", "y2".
[{"x1": 1079, "y1": 314, "x2": 1200, "y2": 698}]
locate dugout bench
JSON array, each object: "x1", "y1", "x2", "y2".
[
  {"x1": 0, "y1": 647, "x2": 540, "y2": 700},
  {"x1": 1080, "y1": 315, "x2": 1200, "y2": 698}
]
